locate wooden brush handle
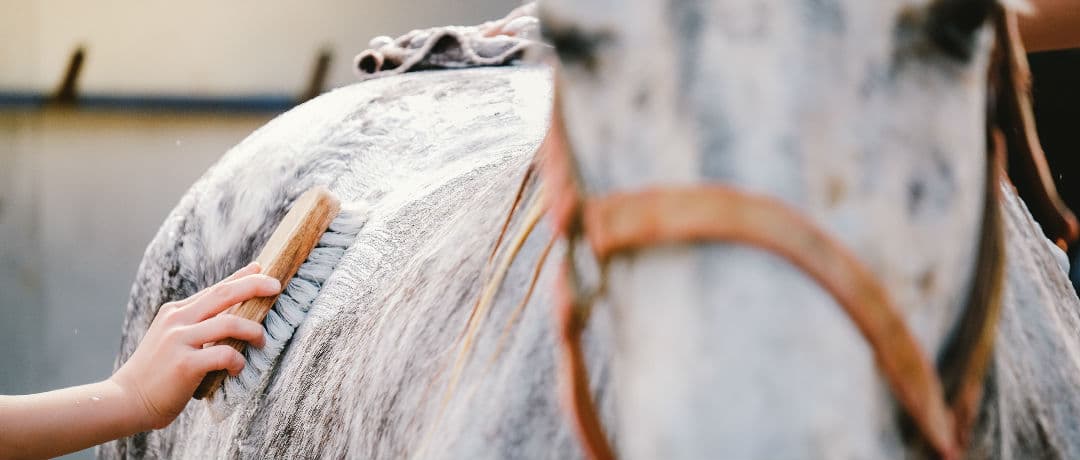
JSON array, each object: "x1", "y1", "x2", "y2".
[{"x1": 192, "y1": 186, "x2": 341, "y2": 400}]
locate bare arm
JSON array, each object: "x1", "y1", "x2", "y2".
[
  {"x1": 0, "y1": 263, "x2": 279, "y2": 459},
  {"x1": 0, "y1": 381, "x2": 146, "y2": 459},
  {"x1": 1020, "y1": 0, "x2": 1080, "y2": 52}
]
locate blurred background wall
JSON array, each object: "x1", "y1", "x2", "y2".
[
  {"x1": 0, "y1": 0, "x2": 513, "y2": 94},
  {"x1": 0, "y1": 1, "x2": 514, "y2": 457}
]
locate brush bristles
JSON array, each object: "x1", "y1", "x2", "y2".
[{"x1": 209, "y1": 204, "x2": 368, "y2": 415}]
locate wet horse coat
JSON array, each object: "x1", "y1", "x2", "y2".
[{"x1": 102, "y1": 67, "x2": 612, "y2": 458}]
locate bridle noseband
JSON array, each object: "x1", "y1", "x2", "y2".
[{"x1": 536, "y1": 9, "x2": 1035, "y2": 460}]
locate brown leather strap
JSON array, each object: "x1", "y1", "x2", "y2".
[
  {"x1": 542, "y1": 82, "x2": 616, "y2": 460},
  {"x1": 538, "y1": 99, "x2": 966, "y2": 459},
  {"x1": 996, "y1": 8, "x2": 1079, "y2": 246},
  {"x1": 556, "y1": 255, "x2": 616, "y2": 460},
  {"x1": 582, "y1": 186, "x2": 963, "y2": 459}
]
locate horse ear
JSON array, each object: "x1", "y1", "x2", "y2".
[{"x1": 926, "y1": 0, "x2": 997, "y2": 60}]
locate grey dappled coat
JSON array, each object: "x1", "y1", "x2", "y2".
[{"x1": 101, "y1": 67, "x2": 612, "y2": 459}]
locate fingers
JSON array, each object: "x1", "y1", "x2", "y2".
[
  {"x1": 173, "y1": 262, "x2": 262, "y2": 309},
  {"x1": 183, "y1": 263, "x2": 263, "y2": 307},
  {"x1": 184, "y1": 274, "x2": 281, "y2": 323},
  {"x1": 186, "y1": 314, "x2": 266, "y2": 349},
  {"x1": 227, "y1": 262, "x2": 263, "y2": 281},
  {"x1": 189, "y1": 345, "x2": 247, "y2": 377}
]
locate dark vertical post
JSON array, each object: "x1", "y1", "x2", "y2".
[
  {"x1": 298, "y1": 47, "x2": 333, "y2": 104},
  {"x1": 50, "y1": 46, "x2": 86, "y2": 106}
]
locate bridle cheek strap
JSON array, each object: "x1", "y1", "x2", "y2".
[
  {"x1": 540, "y1": 84, "x2": 969, "y2": 460},
  {"x1": 576, "y1": 187, "x2": 963, "y2": 459}
]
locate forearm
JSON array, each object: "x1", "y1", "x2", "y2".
[
  {"x1": 0, "y1": 265, "x2": 273, "y2": 458},
  {"x1": 0, "y1": 379, "x2": 147, "y2": 459},
  {"x1": 1020, "y1": 0, "x2": 1080, "y2": 52}
]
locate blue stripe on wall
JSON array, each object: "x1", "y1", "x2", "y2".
[{"x1": 0, "y1": 92, "x2": 296, "y2": 113}]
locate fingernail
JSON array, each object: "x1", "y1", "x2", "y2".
[{"x1": 249, "y1": 262, "x2": 261, "y2": 271}]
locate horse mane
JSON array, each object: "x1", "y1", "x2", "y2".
[{"x1": 967, "y1": 6, "x2": 1080, "y2": 457}]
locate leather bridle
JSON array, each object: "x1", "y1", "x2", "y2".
[{"x1": 532, "y1": 8, "x2": 1051, "y2": 460}]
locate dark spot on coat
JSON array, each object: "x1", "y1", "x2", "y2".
[
  {"x1": 909, "y1": 150, "x2": 956, "y2": 216},
  {"x1": 827, "y1": 176, "x2": 848, "y2": 207},
  {"x1": 633, "y1": 86, "x2": 651, "y2": 110},
  {"x1": 859, "y1": 60, "x2": 890, "y2": 99},
  {"x1": 908, "y1": 178, "x2": 927, "y2": 215},
  {"x1": 669, "y1": 0, "x2": 704, "y2": 93},
  {"x1": 216, "y1": 193, "x2": 235, "y2": 222},
  {"x1": 918, "y1": 269, "x2": 937, "y2": 297},
  {"x1": 540, "y1": 21, "x2": 613, "y2": 75},
  {"x1": 698, "y1": 111, "x2": 736, "y2": 180},
  {"x1": 935, "y1": 151, "x2": 955, "y2": 184},
  {"x1": 128, "y1": 432, "x2": 149, "y2": 457},
  {"x1": 925, "y1": 0, "x2": 994, "y2": 61}
]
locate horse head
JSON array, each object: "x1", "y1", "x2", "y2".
[{"x1": 538, "y1": 0, "x2": 1004, "y2": 457}]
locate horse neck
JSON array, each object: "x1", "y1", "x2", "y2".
[{"x1": 977, "y1": 184, "x2": 1080, "y2": 459}]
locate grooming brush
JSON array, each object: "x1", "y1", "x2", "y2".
[{"x1": 192, "y1": 186, "x2": 366, "y2": 408}]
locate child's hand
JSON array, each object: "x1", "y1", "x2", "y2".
[
  {"x1": 0, "y1": 263, "x2": 281, "y2": 459},
  {"x1": 109, "y1": 262, "x2": 281, "y2": 429}
]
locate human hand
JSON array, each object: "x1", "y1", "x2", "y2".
[{"x1": 109, "y1": 262, "x2": 280, "y2": 430}]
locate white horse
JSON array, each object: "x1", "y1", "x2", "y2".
[{"x1": 103, "y1": 0, "x2": 1080, "y2": 458}]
